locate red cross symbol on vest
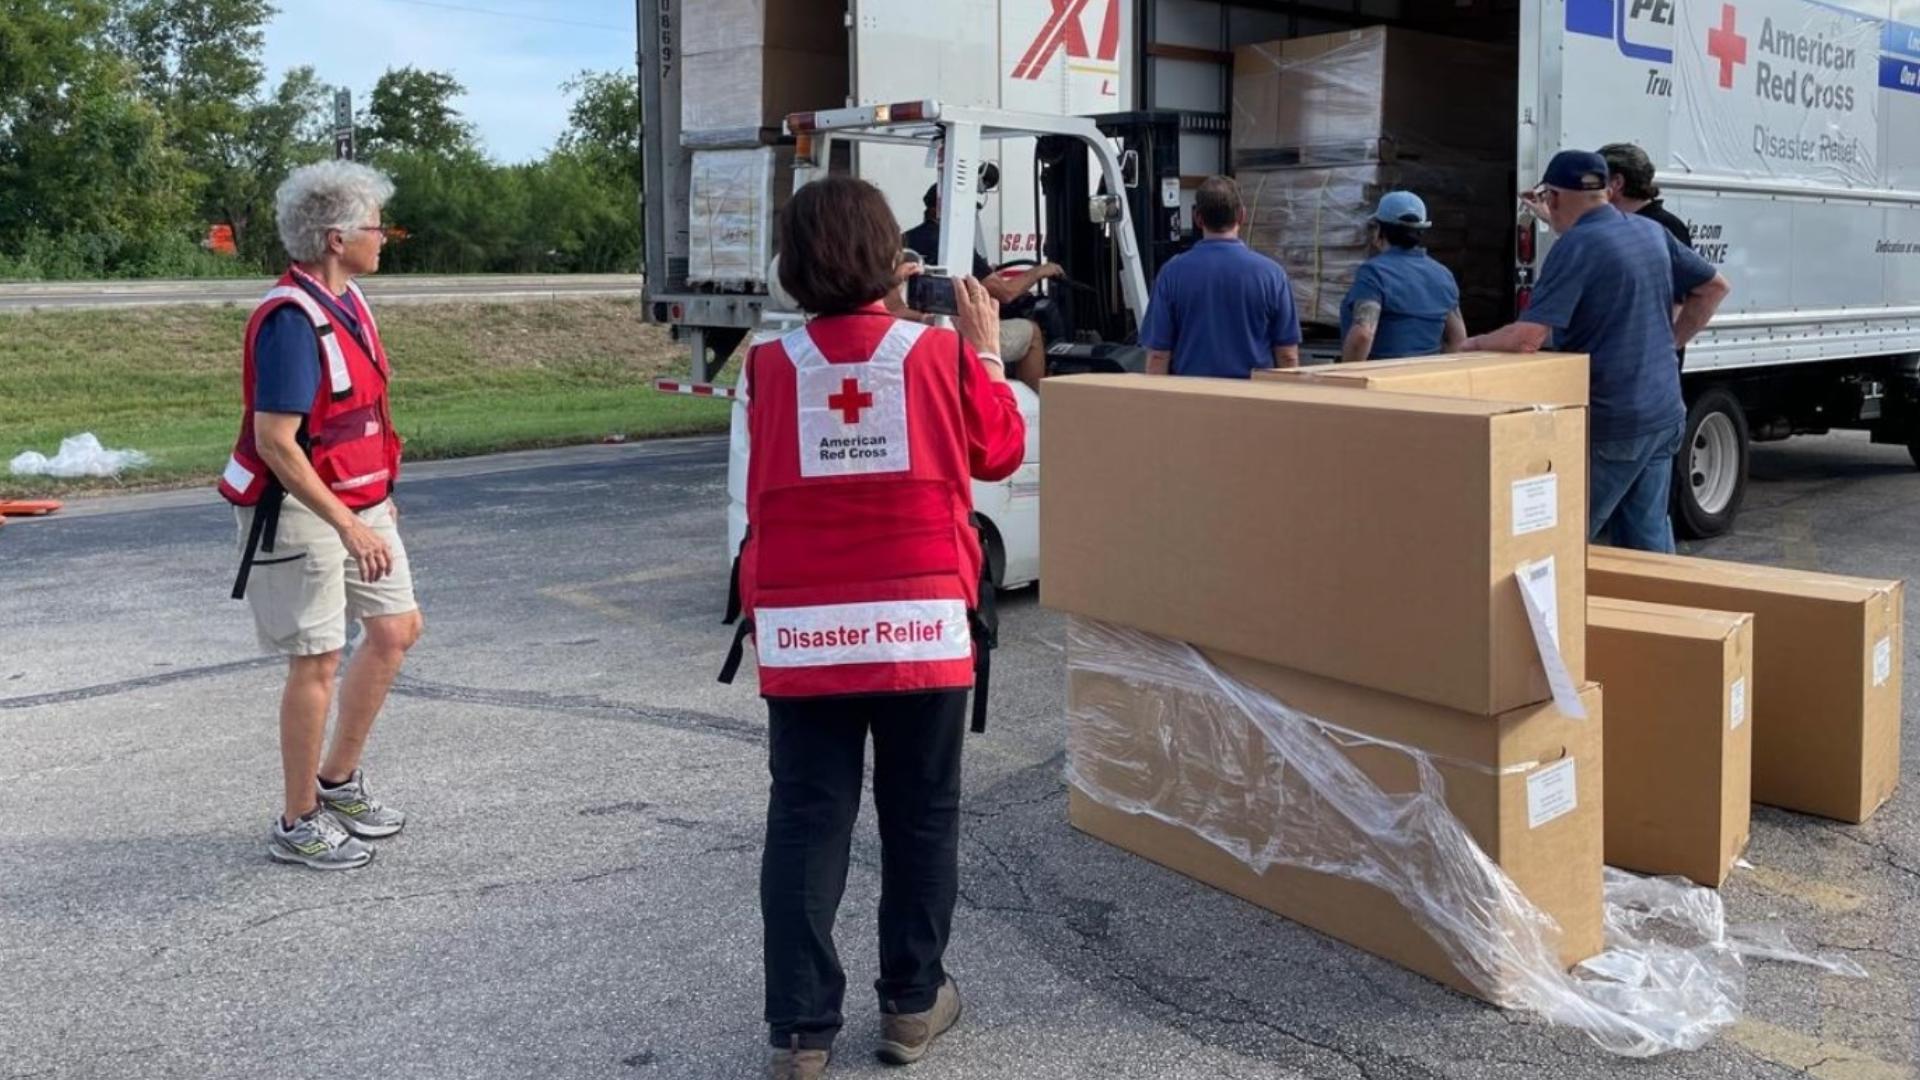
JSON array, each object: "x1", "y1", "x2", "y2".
[{"x1": 828, "y1": 377, "x2": 874, "y2": 424}]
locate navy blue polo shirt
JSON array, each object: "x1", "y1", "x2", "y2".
[
  {"x1": 1521, "y1": 206, "x2": 1715, "y2": 441},
  {"x1": 253, "y1": 282, "x2": 369, "y2": 414},
  {"x1": 1139, "y1": 238, "x2": 1301, "y2": 379},
  {"x1": 1339, "y1": 246, "x2": 1460, "y2": 359}
]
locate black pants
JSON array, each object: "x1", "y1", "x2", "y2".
[{"x1": 761, "y1": 690, "x2": 967, "y2": 1050}]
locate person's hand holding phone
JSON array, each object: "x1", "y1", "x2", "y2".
[
  {"x1": 953, "y1": 276, "x2": 1006, "y2": 383},
  {"x1": 884, "y1": 257, "x2": 923, "y2": 319}
]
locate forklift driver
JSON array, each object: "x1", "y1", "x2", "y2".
[{"x1": 901, "y1": 184, "x2": 1058, "y2": 389}]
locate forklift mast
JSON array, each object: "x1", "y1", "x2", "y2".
[{"x1": 1038, "y1": 111, "x2": 1213, "y2": 346}]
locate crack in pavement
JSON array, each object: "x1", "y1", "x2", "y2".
[
  {"x1": 388, "y1": 674, "x2": 766, "y2": 745},
  {"x1": 0, "y1": 656, "x2": 282, "y2": 711}
]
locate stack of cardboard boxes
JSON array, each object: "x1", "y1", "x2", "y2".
[
  {"x1": 1044, "y1": 352, "x2": 1905, "y2": 998},
  {"x1": 1230, "y1": 28, "x2": 1516, "y2": 332},
  {"x1": 680, "y1": 0, "x2": 846, "y2": 287}
]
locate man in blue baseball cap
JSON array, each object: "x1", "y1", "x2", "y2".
[
  {"x1": 1464, "y1": 149, "x2": 1731, "y2": 553},
  {"x1": 1339, "y1": 190, "x2": 1465, "y2": 362}
]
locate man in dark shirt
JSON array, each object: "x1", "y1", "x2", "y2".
[
  {"x1": 902, "y1": 185, "x2": 1059, "y2": 386},
  {"x1": 1465, "y1": 151, "x2": 1731, "y2": 553},
  {"x1": 1600, "y1": 143, "x2": 1691, "y2": 250}
]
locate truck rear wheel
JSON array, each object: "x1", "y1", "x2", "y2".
[{"x1": 1673, "y1": 386, "x2": 1749, "y2": 539}]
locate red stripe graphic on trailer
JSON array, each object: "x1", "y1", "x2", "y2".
[{"x1": 1012, "y1": 0, "x2": 1094, "y2": 80}]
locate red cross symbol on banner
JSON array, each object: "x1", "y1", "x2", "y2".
[
  {"x1": 827, "y1": 377, "x2": 874, "y2": 424},
  {"x1": 1707, "y1": 4, "x2": 1748, "y2": 90}
]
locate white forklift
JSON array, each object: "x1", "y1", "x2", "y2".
[{"x1": 665, "y1": 100, "x2": 1161, "y2": 589}]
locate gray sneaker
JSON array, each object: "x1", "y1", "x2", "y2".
[
  {"x1": 877, "y1": 978, "x2": 961, "y2": 1066},
  {"x1": 318, "y1": 769, "x2": 406, "y2": 839},
  {"x1": 269, "y1": 810, "x2": 374, "y2": 870},
  {"x1": 768, "y1": 1040, "x2": 830, "y2": 1080}
]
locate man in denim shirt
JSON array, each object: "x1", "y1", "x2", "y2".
[{"x1": 1466, "y1": 150, "x2": 1731, "y2": 552}]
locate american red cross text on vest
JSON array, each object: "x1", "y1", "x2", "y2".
[{"x1": 828, "y1": 378, "x2": 874, "y2": 424}]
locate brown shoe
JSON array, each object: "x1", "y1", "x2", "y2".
[
  {"x1": 768, "y1": 1039, "x2": 830, "y2": 1080},
  {"x1": 876, "y1": 978, "x2": 962, "y2": 1066}
]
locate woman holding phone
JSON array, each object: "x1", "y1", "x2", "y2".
[{"x1": 720, "y1": 175, "x2": 1026, "y2": 1079}]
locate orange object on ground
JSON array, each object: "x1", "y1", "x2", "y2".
[{"x1": 0, "y1": 500, "x2": 63, "y2": 517}]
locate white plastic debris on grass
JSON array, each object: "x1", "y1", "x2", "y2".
[
  {"x1": 9, "y1": 433, "x2": 151, "y2": 478},
  {"x1": 1065, "y1": 617, "x2": 1873, "y2": 1058}
]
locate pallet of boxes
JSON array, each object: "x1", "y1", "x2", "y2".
[
  {"x1": 1231, "y1": 28, "x2": 1516, "y2": 333},
  {"x1": 679, "y1": 0, "x2": 847, "y2": 290},
  {"x1": 1041, "y1": 352, "x2": 1903, "y2": 1008}
]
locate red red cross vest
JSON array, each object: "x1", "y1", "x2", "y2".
[
  {"x1": 729, "y1": 313, "x2": 989, "y2": 701},
  {"x1": 218, "y1": 268, "x2": 400, "y2": 510}
]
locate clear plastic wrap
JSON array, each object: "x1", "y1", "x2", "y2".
[
  {"x1": 688, "y1": 147, "x2": 793, "y2": 287},
  {"x1": 1229, "y1": 28, "x2": 1514, "y2": 162},
  {"x1": 8, "y1": 433, "x2": 150, "y2": 479},
  {"x1": 1229, "y1": 27, "x2": 1517, "y2": 333},
  {"x1": 1066, "y1": 617, "x2": 1866, "y2": 1057}
]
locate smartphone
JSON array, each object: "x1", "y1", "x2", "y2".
[{"x1": 906, "y1": 270, "x2": 960, "y2": 317}]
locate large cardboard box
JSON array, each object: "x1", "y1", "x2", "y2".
[
  {"x1": 1230, "y1": 28, "x2": 1514, "y2": 158},
  {"x1": 1256, "y1": 353, "x2": 1589, "y2": 408},
  {"x1": 1067, "y1": 640, "x2": 1604, "y2": 1000},
  {"x1": 1588, "y1": 598, "x2": 1754, "y2": 886},
  {"x1": 1588, "y1": 548, "x2": 1903, "y2": 823},
  {"x1": 1041, "y1": 376, "x2": 1588, "y2": 716}
]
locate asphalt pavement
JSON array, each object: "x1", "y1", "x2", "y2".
[
  {"x1": 2, "y1": 434, "x2": 1917, "y2": 1080},
  {"x1": 0, "y1": 274, "x2": 642, "y2": 311}
]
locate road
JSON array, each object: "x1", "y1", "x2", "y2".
[
  {"x1": 1, "y1": 435, "x2": 1917, "y2": 1080},
  {"x1": 0, "y1": 274, "x2": 643, "y2": 311}
]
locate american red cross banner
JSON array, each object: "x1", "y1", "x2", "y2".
[{"x1": 1672, "y1": 0, "x2": 1881, "y2": 188}]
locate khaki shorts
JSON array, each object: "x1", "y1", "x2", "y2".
[
  {"x1": 236, "y1": 497, "x2": 418, "y2": 656},
  {"x1": 998, "y1": 317, "x2": 1037, "y2": 361}
]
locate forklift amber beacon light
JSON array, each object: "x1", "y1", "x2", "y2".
[{"x1": 786, "y1": 100, "x2": 937, "y2": 136}]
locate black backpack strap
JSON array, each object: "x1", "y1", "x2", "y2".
[
  {"x1": 723, "y1": 527, "x2": 749, "y2": 625},
  {"x1": 718, "y1": 618, "x2": 753, "y2": 685},
  {"x1": 968, "y1": 513, "x2": 999, "y2": 734},
  {"x1": 229, "y1": 481, "x2": 286, "y2": 601}
]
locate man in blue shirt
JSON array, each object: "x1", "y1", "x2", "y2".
[
  {"x1": 1339, "y1": 190, "x2": 1465, "y2": 362},
  {"x1": 1465, "y1": 150, "x2": 1731, "y2": 553},
  {"x1": 1141, "y1": 176, "x2": 1300, "y2": 378}
]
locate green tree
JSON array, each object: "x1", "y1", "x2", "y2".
[
  {"x1": 108, "y1": 0, "x2": 304, "y2": 261},
  {"x1": 0, "y1": 0, "x2": 201, "y2": 277},
  {"x1": 363, "y1": 66, "x2": 473, "y2": 157},
  {"x1": 556, "y1": 69, "x2": 639, "y2": 175}
]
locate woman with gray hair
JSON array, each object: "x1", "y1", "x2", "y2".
[{"x1": 217, "y1": 159, "x2": 423, "y2": 871}]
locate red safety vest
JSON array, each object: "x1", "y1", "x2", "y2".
[
  {"x1": 728, "y1": 308, "x2": 1022, "y2": 703},
  {"x1": 218, "y1": 268, "x2": 401, "y2": 510}
]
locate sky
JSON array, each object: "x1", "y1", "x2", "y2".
[{"x1": 261, "y1": 0, "x2": 637, "y2": 163}]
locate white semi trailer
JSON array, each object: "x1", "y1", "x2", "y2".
[{"x1": 641, "y1": 0, "x2": 1920, "y2": 558}]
